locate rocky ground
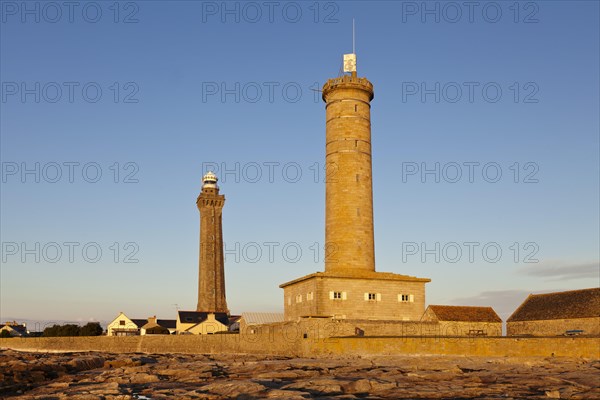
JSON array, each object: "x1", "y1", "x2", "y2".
[{"x1": 0, "y1": 349, "x2": 599, "y2": 399}]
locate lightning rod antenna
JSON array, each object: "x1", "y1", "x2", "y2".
[
  {"x1": 352, "y1": 19, "x2": 356, "y2": 54},
  {"x1": 343, "y1": 19, "x2": 358, "y2": 76}
]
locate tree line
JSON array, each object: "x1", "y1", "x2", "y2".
[{"x1": 43, "y1": 322, "x2": 103, "y2": 337}]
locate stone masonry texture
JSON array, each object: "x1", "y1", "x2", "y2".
[{"x1": 196, "y1": 184, "x2": 228, "y2": 314}]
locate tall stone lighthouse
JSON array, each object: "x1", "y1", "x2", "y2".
[
  {"x1": 280, "y1": 53, "x2": 430, "y2": 321},
  {"x1": 196, "y1": 171, "x2": 229, "y2": 314}
]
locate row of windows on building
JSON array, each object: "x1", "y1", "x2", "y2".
[{"x1": 288, "y1": 292, "x2": 415, "y2": 305}]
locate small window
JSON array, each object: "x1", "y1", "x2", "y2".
[
  {"x1": 119, "y1": 320, "x2": 125, "y2": 326},
  {"x1": 296, "y1": 294, "x2": 303, "y2": 303},
  {"x1": 366, "y1": 293, "x2": 382, "y2": 301},
  {"x1": 398, "y1": 294, "x2": 415, "y2": 302},
  {"x1": 307, "y1": 292, "x2": 314, "y2": 301},
  {"x1": 330, "y1": 291, "x2": 346, "y2": 300}
]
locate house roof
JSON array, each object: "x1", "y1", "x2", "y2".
[
  {"x1": 241, "y1": 312, "x2": 284, "y2": 325},
  {"x1": 178, "y1": 311, "x2": 229, "y2": 326},
  {"x1": 12, "y1": 325, "x2": 28, "y2": 335},
  {"x1": 1, "y1": 324, "x2": 27, "y2": 336},
  {"x1": 507, "y1": 288, "x2": 600, "y2": 322},
  {"x1": 141, "y1": 320, "x2": 161, "y2": 330},
  {"x1": 426, "y1": 305, "x2": 502, "y2": 323},
  {"x1": 184, "y1": 318, "x2": 228, "y2": 333},
  {"x1": 157, "y1": 319, "x2": 177, "y2": 329},
  {"x1": 131, "y1": 319, "x2": 148, "y2": 328}
]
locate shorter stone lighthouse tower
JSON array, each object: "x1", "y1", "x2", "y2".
[
  {"x1": 196, "y1": 171, "x2": 229, "y2": 314},
  {"x1": 280, "y1": 51, "x2": 430, "y2": 321}
]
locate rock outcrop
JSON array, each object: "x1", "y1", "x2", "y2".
[{"x1": 1, "y1": 349, "x2": 599, "y2": 399}]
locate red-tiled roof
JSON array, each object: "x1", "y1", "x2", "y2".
[
  {"x1": 426, "y1": 305, "x2": 502, "y2": 323},
  {"x1": 507, "y1": 288, "x2": 600, "y2": 322}
]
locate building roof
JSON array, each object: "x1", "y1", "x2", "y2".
[
  {"x1": 426, "y1": 305, "x2": 502, "y2": 323},
  {"x1": 507, "y1": 288, "x2": 600, "y2": 322},
  {"x1": 157, "y1": 319, "x2": 177, "y2": 329},
  {"x1": 280, "y1": 270, "x2": 430, "y2": 288},
  {"x1": 178, "y1": 311, "x2": 229, "y2": 326},
  {"x1": 11, "y1": 325, "x2": 28, "y2": 335},
  {"x1": 117, "y1": 315, "x2": 176, "y2": 330},
  {"x1": 241, "y1": 312, "x2": 284, "y2": 325},
  {"x1": 141, "y1": 320, "x2": 161, "y2": 330},
  {"x1": 131, "y1": 319, "x2": 148, "y2": 328},
  {"x1": 1, "y1": 324, "x2": 28, "y2": 336}
]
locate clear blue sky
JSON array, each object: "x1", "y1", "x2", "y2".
[{"x1": 1, "y1": 1, "x2": 598, "y2": 327}]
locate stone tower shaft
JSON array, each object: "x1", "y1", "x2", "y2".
[
  {"x1": 322, "y1": 75, "x2": 375, "y2": 274},
  {"x1": 196, "y1": 172, "x2": 228, "y2": 313}
]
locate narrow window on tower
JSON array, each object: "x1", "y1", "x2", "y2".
[{"x1": 355, "y1": 104, "x2": 358, "y2": 112}]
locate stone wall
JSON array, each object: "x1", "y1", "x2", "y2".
[
  {"x1": 309, "y1": 336, "x2": 600, "y2": 358},
  {"x1": 319, "y1": 277, "x2": 426, "y2": 321},
  {"x1": 435, "y1": 322, "x2": 502, "y2": 337},
  {"x1": 291, "y1": 318, "x2": 439, "y2": 338},
  {"x1": 283, "y1": 278, "x2": 318, "y2": 319},
  {"x1": 0, "y1": 332, "x2": 297, "y2": 357},
  {"x1": 2, "y1": 334, "x2": 598, "y2": 359},
  {"x1": 507, "y1": 317, "x2": 600, "y2": 336},
  {"x1": 284, "y1": 318, "x2": 504, "y2": 339}
]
